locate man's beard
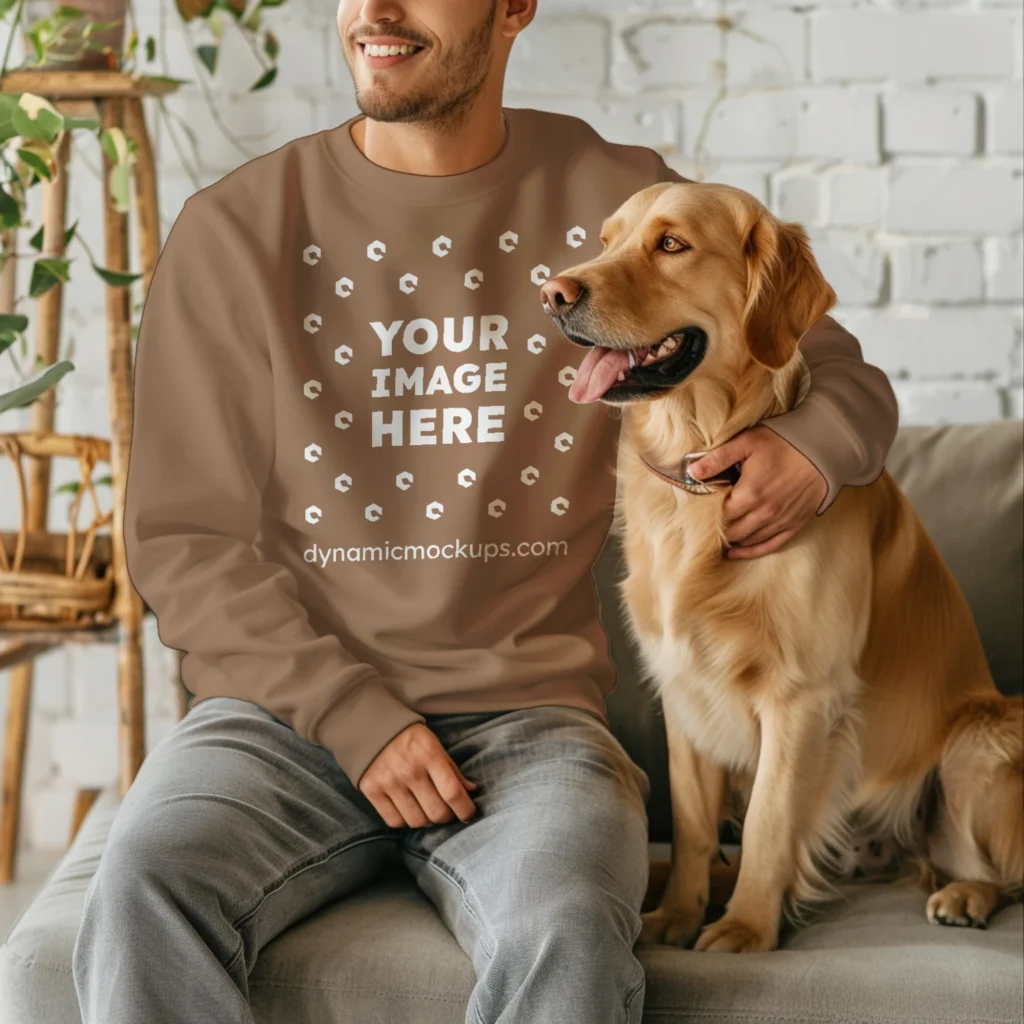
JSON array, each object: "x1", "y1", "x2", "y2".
[{"x1": 349, "y1": 3, "x2": 498, "y2": 128}]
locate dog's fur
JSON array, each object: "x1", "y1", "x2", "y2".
[{"x1": 545, "y1": 181, "x2": 1024, "y2": 952}]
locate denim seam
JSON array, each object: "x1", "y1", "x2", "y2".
[
  {"x1": 404, "y1": 847, "x2": 496, "y2": 960},
  {"x1": 224, "y1": 831, "x2": 397, "y2": 970}
]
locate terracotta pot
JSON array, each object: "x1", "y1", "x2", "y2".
[{"x1": 20, "y1": 0, "x2": 128, "y2": 71}]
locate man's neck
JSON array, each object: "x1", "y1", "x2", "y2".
[{"x1": 350, "y1": 100, "x2": 508, "y2": 179}]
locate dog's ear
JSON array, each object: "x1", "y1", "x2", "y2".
[{"x1": 740, "y1": 209, "x2": 837, "y2": 370}]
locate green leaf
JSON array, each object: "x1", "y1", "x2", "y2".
[
  {"x1": 16, "y1": 146, "x2": 53, "y2": 181},
  {"x1": 250, "y1": 66, "x2": 276, "y2": 92},
  {"x1": 29, "y1": 257, "x2": 71, "y2": 298},
  {"x1": 0, "y1": 314, "x2": 29, "y2": 333},
  {"x1": 264, "y1": 29, "x2": 278, "y2": 61},
  {"x1": 0, "y1": 337, "x2": 15, "y2": 357},
  {"x1": 109, "y1": 162, "x2": 132, "y2": 212},
  {"x1": 12, "y1": 103, "x2": 63, "y2": 144},
  {"x1": 62, "y1": 115, "x2": 100, "y2": 132},
  {"x1": 138, "y1": 73, "x2": 190, "y2": 87},
  {"x1": 0, "y1": 360, "x2": 75, "y2": 414},
  {"x1": 55, "y1": 480, "x2": 81, "y2": 495},
  {"x1": 197, "y1": 44, "x2": 218, "y2": 75},
  {"x1": 28, "y1": 219, "x2": 78, "y2": 252},
  {"x1": 0, "y1": 188, "x2": 21, "y2": 230},
  {"x1": 145, "y1": 35, "x2": 156, "y2": 62},
  {"x1": 91, "y1": 261, "x2": 141, "y2": 287}
]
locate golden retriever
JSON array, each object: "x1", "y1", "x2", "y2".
[{"x1": 539, "y1": 180, "x2": 1024, "y2": 952}]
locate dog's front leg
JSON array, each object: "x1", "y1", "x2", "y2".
[
  {"x1": 695, "y1": 694, "x2": 828, "y2": 953},
  {"x1": 639, "y1": 710, "x2": 725, "y2": 947}
]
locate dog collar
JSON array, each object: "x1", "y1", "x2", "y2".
[{"x1": 637, "y1": 449, "x2": 742, "y2": 495}]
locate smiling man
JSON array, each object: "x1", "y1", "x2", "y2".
[{"x1": 72, "y1": 3, "x2": 898, "y2": 1023}]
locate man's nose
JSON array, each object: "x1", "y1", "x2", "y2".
[{"x1": 540, "y1": 275, "x2": 582, "y2": 314}]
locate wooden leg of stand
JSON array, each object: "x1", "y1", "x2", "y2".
[
  {"x1": 101, "y1": 96, "x2": 145, "y2": 797},
  {"x1": 0, "y1": 667, "x2": 32, "y2": 884},
  {"x1": 124, "y1": 96, "x2": 161, "y2": 298},
  {"x1": 68, "y1": 788, "x2": 101, "y2": 845},
  {"x1": 1, "y1": 137, "x2": 72, "y2": 882}
]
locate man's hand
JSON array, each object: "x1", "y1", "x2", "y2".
[
  {"x1": 359, "y1": 722, "x2": 478, "y2": 828},
  {"x1": 687, "y1": 425, "x2": 828, "y2": 560}
]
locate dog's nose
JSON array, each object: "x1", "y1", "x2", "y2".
[{"x1": 540, "y1": 275, "x2": 582, "y2": 314}]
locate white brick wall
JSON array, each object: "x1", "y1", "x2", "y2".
[{"x1": 1, "y1": 0, "x2": 1021, "y2": 852}]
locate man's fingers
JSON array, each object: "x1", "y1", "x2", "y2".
[
  {"x1": 687, "y1": 437, "x2": 750, "y2": 480},
  {"x1": 370, "y1": 792, "x2": 405, "y2": 830},
  {"x1": 429, "y1": 761, "x2": 478, "y2": 822},
  {"x1": 724, "y1": 507, "x2": 774, "y2": 544},
  {"x1": 726, "y1": 527, "x2": 797, "y2": 560},
  {"x1": 388, "y1": 785, "x2": 431, "y2": 829},
  {"x1": 408, "y1": 771, "x2": 458, "y2": 825}
]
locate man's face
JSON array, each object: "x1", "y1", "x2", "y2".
[{"x1": 337, "y1": 1, "x2": 501, "y2": 124}]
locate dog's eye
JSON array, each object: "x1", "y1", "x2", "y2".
[{"x1": 660, "y1": 235, "x2": 691, "y2": 253}]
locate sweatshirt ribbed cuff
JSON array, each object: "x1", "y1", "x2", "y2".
[{"x1": 313, "y1": 674, "x2": 425, "y2": 787}]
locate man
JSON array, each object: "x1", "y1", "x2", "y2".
[{"x1": 72, "y1": 2, "x2": 898, "y2": 1022}]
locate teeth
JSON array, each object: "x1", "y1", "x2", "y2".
[{"x1": 365, "y1": 43, "x2": 419, "y2": 56}]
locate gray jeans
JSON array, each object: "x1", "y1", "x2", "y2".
[{"x1": 71, "y1": 696, "x2": 652, "y2": 1024}]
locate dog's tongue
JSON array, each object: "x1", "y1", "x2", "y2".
[{"x1": 569, "y1": 346, "x2": 631, "y2": 403}]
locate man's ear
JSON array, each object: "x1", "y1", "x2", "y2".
[{"x1": 740, "y1": 210, "x2": 837, "y2": 370}]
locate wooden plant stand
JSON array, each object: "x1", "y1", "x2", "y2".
[{"x1": 0, "y1": 71, "x2": 179, "y2": 883}]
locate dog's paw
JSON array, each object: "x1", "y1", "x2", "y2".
[
  {"x1": 693, "y1": 914, "x2": 777, "y2": 953},
  {"x1": 638, "y1": 906, "x2": 704, "y2": 947},
  {"x1": 926, "y1": 882, "x2": 995, "y2": 929}
]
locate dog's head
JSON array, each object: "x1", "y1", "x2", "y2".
[{"x1": 541, "y1": 182, "x2": 837, "y2": 405}]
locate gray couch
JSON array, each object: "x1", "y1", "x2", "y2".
[{"x1": 3, "y1": 422, "x2": 1022, "y2": 1023}]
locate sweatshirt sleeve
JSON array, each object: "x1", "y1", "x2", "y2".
[
  {"x1": 761, "y1": 315, "x2": 899, "y2": 514},
  {"x1": 647, "y1": 151, "x2": 899, "y2": 514},
  {"x1": 124, "y1": 195, "x2": 424, "y2": 786}
]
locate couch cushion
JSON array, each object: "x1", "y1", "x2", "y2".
[
  {"x1": 885, "y1": 422, "x2": 1023, "y2": 697},
  {"x1": 3, "y1": 784, "x2": 1021, "y2": 1024}
]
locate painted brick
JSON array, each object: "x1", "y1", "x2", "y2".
[
  {"x1": 27, "y1": 785, "x2": 77, "y2": 852},
  {"x1": 619, "y1": 12, "x2": 806, "y2": 90},
  {"x1": 706, "y1": 164, "x2": 774, "y2": 206},
  {"x1": 811, "y1": 11, "x2": 1016, "y2": 82},
  {"x1": 153, "y1": 88, "x2": 319, "y2": 175},
  {"x1": 987, "y1": 86, "x2": 1024, "y2": 154},
  {"x1": 827, "y1": 167, "x2": 887, "y2": 227},
  {"x1": 835, "y1": 307, "x2": 1019, "y2": 380},
  {"x1": 507, "y1": 19, "x2": 609, "y2": 94},
  {"x1": 883, "y1": 91, "x2": 977, "y2": 156},
  {"x1": 772, "y1": 165, "x2": 824, "y2": 224},
  {"x1": 665, "y1": 159, "x2": 775, "y2": 206},
  {"x1": 683, "y1": 86, "x2": 877, "y2": 162},
  {"x1": 888, "y1": 163, "x2": 1024, "y2": 234},
  {"x1": 807, "y1": 230, "x2": 886, "y2": 306},
  {"x1": 538, "y1": 97, "x2": 681, "y2": 150},
  {"x1": 985, "y1": 236, "x2": 1024, "y2": 301},
  {"x1": 893, "y1": 382, "x2": 1005, "y2": 425},
  {"x1": 891, "y1": 240, "x2": 985, "y2": 304}
]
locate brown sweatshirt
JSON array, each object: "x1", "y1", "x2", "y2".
[{"x1": 124, "y1": 105, "x2": 898, "y2": 785}]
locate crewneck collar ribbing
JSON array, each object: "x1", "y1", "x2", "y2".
[{"x1": 320, "y1": 107, "x2": 524, "y2": 206}]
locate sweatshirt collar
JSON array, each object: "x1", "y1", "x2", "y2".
[{"x1": 320, "y1": 107, "x2": 524, "y2": 206}]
